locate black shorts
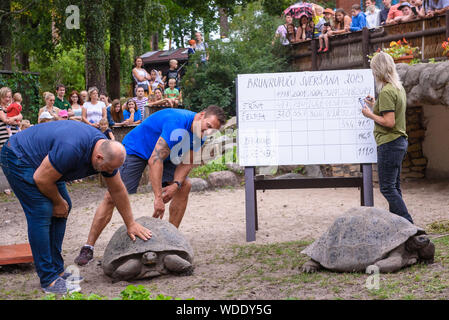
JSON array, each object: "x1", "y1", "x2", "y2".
[{"x1": 119, "y1": 154, "x2": 177, "y2": 194}]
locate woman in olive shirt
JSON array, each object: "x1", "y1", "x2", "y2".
[{"x1": 361, "y1": 52, "x2": 413, "y2": 224}]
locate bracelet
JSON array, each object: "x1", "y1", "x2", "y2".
[{"x1": 174, "y1": 181, "x2": 181, "y2": 190}]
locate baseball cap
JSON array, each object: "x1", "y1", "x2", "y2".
[
  {"x1": 398, "y1": 2, "x2": 411, "y2": 10},
  {"x1": 324, "y1": 8, "x2": 335, "y2": 15}
]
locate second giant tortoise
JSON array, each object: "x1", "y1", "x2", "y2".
[
  {"x1": 301, "y1": 207, "x2": 435, "y2": 273},
  {"x1": 103, "y1": 217, "x2": 194, "y2": 281}
]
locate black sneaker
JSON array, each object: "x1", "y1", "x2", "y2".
[{"x1": 74, "y1": 246, "x2": 93, "y2": 266}]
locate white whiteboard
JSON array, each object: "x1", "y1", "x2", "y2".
[{"x1": 237, "y1": 69, "x2": 378, "y2": 167}]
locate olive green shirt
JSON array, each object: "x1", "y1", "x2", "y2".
[
  {"x1": 54, "y1": 96, "x2": 71, "y2": 110},
  {"x1": 373, "y1": 83, "x2": 408, "y2": 146}
]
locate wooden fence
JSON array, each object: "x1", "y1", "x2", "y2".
[{"x1": 290, "y1": 12, "x2": 449, "y2": 71}]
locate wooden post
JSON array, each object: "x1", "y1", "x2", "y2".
[
  {"x1": 360, "y1": 164, "x2": 374, "y2": 206},
  {"x1": 446, "y1": 11, "x2": 449, "y2": 40},
  {"x1": 311, "y1": 39, "x2": 318, "y2": 71},
  {"x1": 244, "y1": 167, "x2": 257, "y2": 242},
  {"x1": 362, "y1": 27, "x2": 370, "y2": 68}
]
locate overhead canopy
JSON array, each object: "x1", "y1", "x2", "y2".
[{"x1": 141, "y1": 48, "x2": 189, "y2": 65}]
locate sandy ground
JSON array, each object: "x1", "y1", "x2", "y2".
[{"x1": 1, "y1": 178, "x2": 449, "y2": 299}]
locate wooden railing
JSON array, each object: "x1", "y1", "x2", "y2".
[{"x1": 290, "y1": 11, "x2": 449, "y2": 71}]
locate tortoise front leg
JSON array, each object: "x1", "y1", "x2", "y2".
[{"x1": 301, "y1": 259, "x2": 322, "y2": 273}]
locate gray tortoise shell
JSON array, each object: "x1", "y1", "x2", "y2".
[
  {"x1": 102, "y1": 217, "x2": 194, "y2": 275},
  {"x1": 301, "y1": 207, "x2": 424, "y2": 272}
]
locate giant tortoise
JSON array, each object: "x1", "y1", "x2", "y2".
[
  {"x1": 103, "y1": 217, "x2": 194, "y2": 281},
  {"x1": 300, "y1": 207, "x2": 435, "y2": 273}
]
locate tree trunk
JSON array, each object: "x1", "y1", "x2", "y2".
[
  {"x1": 83, "y1": 0, "x2": 107, "y2": 93},
  {"x1": 151, "y1": 32, "x2": 159, "y2": 51},
  {"x1": 0, "y1": 0, "x2": 12, "y2": 70},
  {"x1": 219, "y1": 8, "x2": 229, "y2": 38},
  {"x1": 108, "y1": 0, "x2": 121, "y2": 99}
]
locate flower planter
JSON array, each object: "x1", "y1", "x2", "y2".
[{"x1": 394, "y1": 55, "x2": 414, "y2": 64}]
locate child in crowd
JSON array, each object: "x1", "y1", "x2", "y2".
[
  {"x1": 163, "y1": 59, "x2": 180, "y2": 88},
  {"x1": 312, "y1": 5, "x2": 326, "y2": 38},
  {"x1": 164, "y1": 78, "x2": 181, "y2": 108},
  {"x1": 99, "y1": 118, "x2": 114, "y2": 140},
  {"x1": 6, "y1": 92, "x2": 23, "y2": 136},
  {"x1": 58, "y1": 109, "x2": 69, "y2": 120},
  {"x1": 123, "y1": 99, "x2": 142, "y2": 125},
  {"x1": 350, "y1": 4, "x2": 367, "y2": 31},
  {"x1": 20, "y1": 119, "x2": 31, "y2": 131}
]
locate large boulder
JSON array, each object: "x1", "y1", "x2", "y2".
[{"x1": 207, "y1": 171, "x2": 239, "y2": 188}]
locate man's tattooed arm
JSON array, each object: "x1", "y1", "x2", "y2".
[{"x1": 150, "y1": 137, "x2": 170, "y2": 165}]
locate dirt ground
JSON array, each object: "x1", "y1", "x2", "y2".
[{"x1": 1, "y1": 178, "x2": 449, "y2": 300}]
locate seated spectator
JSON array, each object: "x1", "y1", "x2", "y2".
[
  {"x1": 296, "y1": 15, "x2": 314, "y2": 42},
  {"x1": 38, "y1": 92, "x2": 60, "y2": 123},
  {"x1": 58, "y1": 109, "x2": 69, "y2": 120},
  {"x1": 365, "y1": 0, "x2": 381, "y2": 28},
  {"x1": 133, "y1": 86, "x2": 148, "y2": 120},
  {"x1": 107, "y1": 99, "x2": 127, "y2": 127},
  {"x1": 132, "y1": 56, "x2": 151, "y2": 96},
  {"x1": 312, "y1": 6, "x2": 326, "y2": 38},
  {"x1": 69, "y1": 90, "x2": 83, "y2": 121},
  {"x1": 99, "y1": 118, "x2": 114, "y2": 140},
  {"x1": 147, "y1": 87, "x2": 172, "y2": 108},
  {"x1": 164, "y1": 78, "x2": 181, "y2": 108},
  {"x1": 319, "y1": 9, "x2": 352, "y2": 52},
  {"x1": 82, "y1": 86, "x2": 106, "y2": 128},
  {"x1": 386, "y1": 0, "x2": 407, "y2": 24},
  {"x1": 350, "y1": 4, "x2": 368, "y2": 31},
  {"x1": 394, "y1": 2, "x2": 418, "y2": 22},
  {"x1": 380, "y1": 0, "x2": 392, "y2": 25},
  {"x1": 149, "y1": 69, "x2": 165, "y2": 91},
  {"x1": 425, "y1": 0, "x2": 449, "y2": 17},
  {"x1": 6, "y1": 92, "x2": 23, "y2": 136},
  {"x1": 163, "y1": 59, "x2": 180, "y2": 88},
  {"x1": 318, "y1": 9, "x2": 335, "y2": 52},
  {"x1": 123, "y1": 99, "x2": 142, "y2": 125}
]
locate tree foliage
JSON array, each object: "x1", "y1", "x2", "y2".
[{"x1": 182, "y1": 1, "x2": 289, "y2": 117}]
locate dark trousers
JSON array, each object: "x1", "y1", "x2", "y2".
[
  {"x1": 0, "y1": 143, "x2": 72, "y2": 288},
  {"x1": 377, "y1": 136, "x2": 413, "y2": 223}
]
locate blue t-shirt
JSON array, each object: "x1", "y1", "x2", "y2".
[
  {"x1": 122, "y1": 108, "x2": 202, "y2": 163},
  {"x1": 9, "y1": 121, "x2": 117, "y2": 181},
  {"x1": 123, "y1": 109, "x2": 142, "y2": 122}
]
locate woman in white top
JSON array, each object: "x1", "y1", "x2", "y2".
[
  {"x1": 132, "y1": 57, "x2": 151, "y2": 95},
  {"x1": 82, "y1": 87, "x2": 106, "y2": 128},
  {"x1": 38, "y1": 92, "x2": 61, "y2": 123}
]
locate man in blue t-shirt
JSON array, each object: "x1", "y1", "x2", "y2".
[
  {"x1": 75, "y1": 106, "x2": 226, "y2": 267},
  {"x1": 0, "y1": 121, "x2": 151, "y2": 295}
]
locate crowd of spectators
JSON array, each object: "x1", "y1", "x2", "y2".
[
  {"x1": 275, "y1": 0, "x2": 449, "y2": 51},
  {"x1": 0, "y1": 31, "x2": 209, "y2": 155}
]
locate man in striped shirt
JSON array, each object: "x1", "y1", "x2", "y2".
[{"x1": 133, "y1": 86, "x2": 149, "y2": 120}]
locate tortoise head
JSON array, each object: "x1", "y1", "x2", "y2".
[
  {"x1": 141, "y1": 251, "x2": 158, "y2": 265},
  {"x1": 406, "y1": 235, "x2": 435, "y2": 264}
]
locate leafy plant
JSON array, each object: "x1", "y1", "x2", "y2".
[
  {"x1": 370, "y1": 38, "x2": 420, "y2": 63},
  {"x1": 442, "y1": 38, "x2": 449, "y2": 56}
]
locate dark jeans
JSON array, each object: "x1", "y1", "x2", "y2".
[
  {"x1": 377, "y1": 136, "x2": 413, "y2": 223},
  {"x1": 0, "y1": 142, "x2": 72, "y2": 288}
]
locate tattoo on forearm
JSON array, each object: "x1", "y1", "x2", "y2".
[{"x1": 151, "y1": 138, "x2": 170, "y2": 165}]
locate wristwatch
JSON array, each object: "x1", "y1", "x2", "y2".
[{"x1": 174, "y1": 181, "x2": 182, "y2": 190}]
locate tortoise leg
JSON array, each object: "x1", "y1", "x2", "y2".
[
  {"x1": 113, "y1": 258, "x2": 141, "y2": 280},
  {"x1": 163, "y1": 255, "x2": 193, "y2": 275},
  {"x1": 374, "y1": 245, "x2": 408, "y2": 273},
  {"x1": 300, "y1": 259, "x2": 322, "y2": 273}
]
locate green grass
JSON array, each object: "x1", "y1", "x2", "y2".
[{"x1": 212, "y1": 236, "x2": 449, "y2": 300}]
